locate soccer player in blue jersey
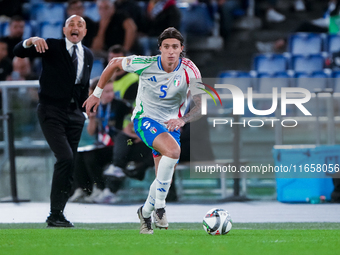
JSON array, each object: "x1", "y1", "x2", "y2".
[{"x1": 83, "y1": 27, "x2": 204, "y2": 234}]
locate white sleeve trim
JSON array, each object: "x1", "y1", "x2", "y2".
[
  {"x1": 121, "y1": 57, "x2": 128, "y2": 71},
  {"x1": 23, "y1": 39, "x2": 33, "y2": 48}
]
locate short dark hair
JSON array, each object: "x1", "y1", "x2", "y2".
[
  {"x1": 67, "y1": 0, "x2": 84, "y2": 9},
  {"x1": 158, "y1": 27, "x2": 185, "y2": 57},
  {"x1": 108, "y1": 44, "x2": 127, "y2": 56},
  {"x1": 9, "y1": 15, "x2": 24, "y2": 25}
]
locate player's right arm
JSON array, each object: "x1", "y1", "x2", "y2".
[{"x1": 83, "y1": 57, "x2": 124, "y2": 116}]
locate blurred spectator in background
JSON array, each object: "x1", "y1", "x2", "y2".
[
  {"x1": 6, "y1": 57, "x2": 39, "y2": 137},
  {"x1": 0, "y1": 39, "x2": 12, "y2": 81},
  {"x1": 293, "y1": 0, "x2": 307, "y2": 12},
  {"x1": 69, "y1": 78, "x2": 132, "y2": 203},
  {"x1": 265, "y1": 0, "x2": 286, "y2": 23},
  {"x1": 91, "y1": 0, "x2": 137, "y2": 55},
  {"x1": 0, "y1": 15, "x2": 25, "y2": 60},
  {"x1": 145, "y1": 0, "x2": 181, "y2": 37},
  {"x1": 0, "y1": 39, "x2": 12, "y2": 114},
  {"x1": 256, "y1": 0, "x2": 337, "y2": 53},
  {"x1": 217, "y1": 0, "x2": 242, "y2": 42},
  {"x1": 97, "y1": 120, "x2": 154, "y2": 204},
  {"x1": 66, "y1": 0, "x2": 98, "y2": 48},
  {"x1": 114, "y1": 0, "x2": 146, "y2": 34},
  {"x1": 107, "y1": 44, "x2": 139, "y2": 103},
  {"x1": 139, "y1": 0, "x2": 181, "y2": 55},
  {"x1": 69, "y1": 79, "x2": 100, "y2": 202},
  {"x1": 7, "y1": 57, "x2": 38, "y2": 81},
  {"x1": 311, "y1": 0, "x2": 337, "y2": 29}
]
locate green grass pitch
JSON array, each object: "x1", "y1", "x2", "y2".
[{"x1": 1, "y1": 223, "x2": 339, "y2": 255}]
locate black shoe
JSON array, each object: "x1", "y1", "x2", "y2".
[{"x1": 46, "y1": 212, "x2": 74, "y2": 228}]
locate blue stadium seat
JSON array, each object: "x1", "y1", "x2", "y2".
[
  {"x1": 251, "y1": 71, "x2": 293, "y2": 116},
  {"x1": 326, "y1": 34, "x2": 340, "y2": 54},
  {"x1": 31, "y1": 3, "x2": 66, "y2": 23},
  {"x1": 288, "y1": 33, "x2": 325, "y2": 55},
  {"x1": 218, "y1": 70, "x2": 255, "y2": 93},
  {"x1": 256, "y1": 71, "x2": 292, "y2": 93},
  {"x1": 293, "y1": 70, "x2": 331, "y2": 116},
  {"x1": 331, "y1": 70, "x2": 340, "y2": 92},
  {"x1": 39, "y1": 21, "x2": 63, "y2": 39},
  {"x1": 290, "y1": 54, "x2": 326, "y2": 73},
  {"x1": 179, "y1": 3, "x2": 214, "y2": 36},
  {"x1": 83, "y1": 1, "x2": 100, "y2": 22},
  {"x1": 91, "y1": 59, "x2": 105, "y2": 79},
  {"x1": 294, "y1": 70, "x2": 331, "y2": 91},
  {"x1": 1, "y1": 21, "x2": 36, "y2": 39},
  {"x1": 253, "y1": 53, "x2": 290, "y2": 74}
]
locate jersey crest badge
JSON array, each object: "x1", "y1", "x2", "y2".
[{"x1": 174, "y1": 75, "x2": 181, "y2": 87}]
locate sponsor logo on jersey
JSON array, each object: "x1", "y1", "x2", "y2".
[
  {"x1": 174, "y1": 74, "x2": 181, "y2": 87},
  {"x1": 147, "y1": 76, "x2": 157, "y2": 82},
  {"x1": 150, "y1": 127, "x2": 157, "y2": 134},
  {"x1": 143, "y1": 121, "x2": 150, "y2": 129}
]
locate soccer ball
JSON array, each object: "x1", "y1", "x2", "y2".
[{"x1": 203, "y1": 208, "x2": 232, "y2": 235}]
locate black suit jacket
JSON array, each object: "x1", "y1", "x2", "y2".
[{"x1": 13, "y1": 39, "x2": 94, "y2": 109}]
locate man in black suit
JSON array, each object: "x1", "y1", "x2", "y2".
[{"x1": 13, "y1": 15, "x2": 93, "y2": 227}]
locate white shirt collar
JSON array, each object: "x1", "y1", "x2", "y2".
[{"x1": 65, "y1": 38, "x2": 83, "y2": 52}]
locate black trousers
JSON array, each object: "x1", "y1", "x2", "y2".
[
  {"x1": 113, "y1": 132, "x2": 154, "y2": 181},
  {"x1": 73, "y1": 145, "x2": 113, "y2": 192},
  {"x1": 37, "y1": 103, "x2": 85, "y2": 212}
]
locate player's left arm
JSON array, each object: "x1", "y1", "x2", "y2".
[{"x1": 165, "y1": 94, "x2": 202, "y2": 132}]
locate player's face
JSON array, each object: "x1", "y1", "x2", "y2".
[
  {"x1": 63, "y1": 15, "x2": 87, "y2": 44},
  {"x1": 101, "y1": 83, "x2": 114, "y2": 104},
  {"x1": 159, "y1": 38, "x2": 183, "y2": 65}
]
